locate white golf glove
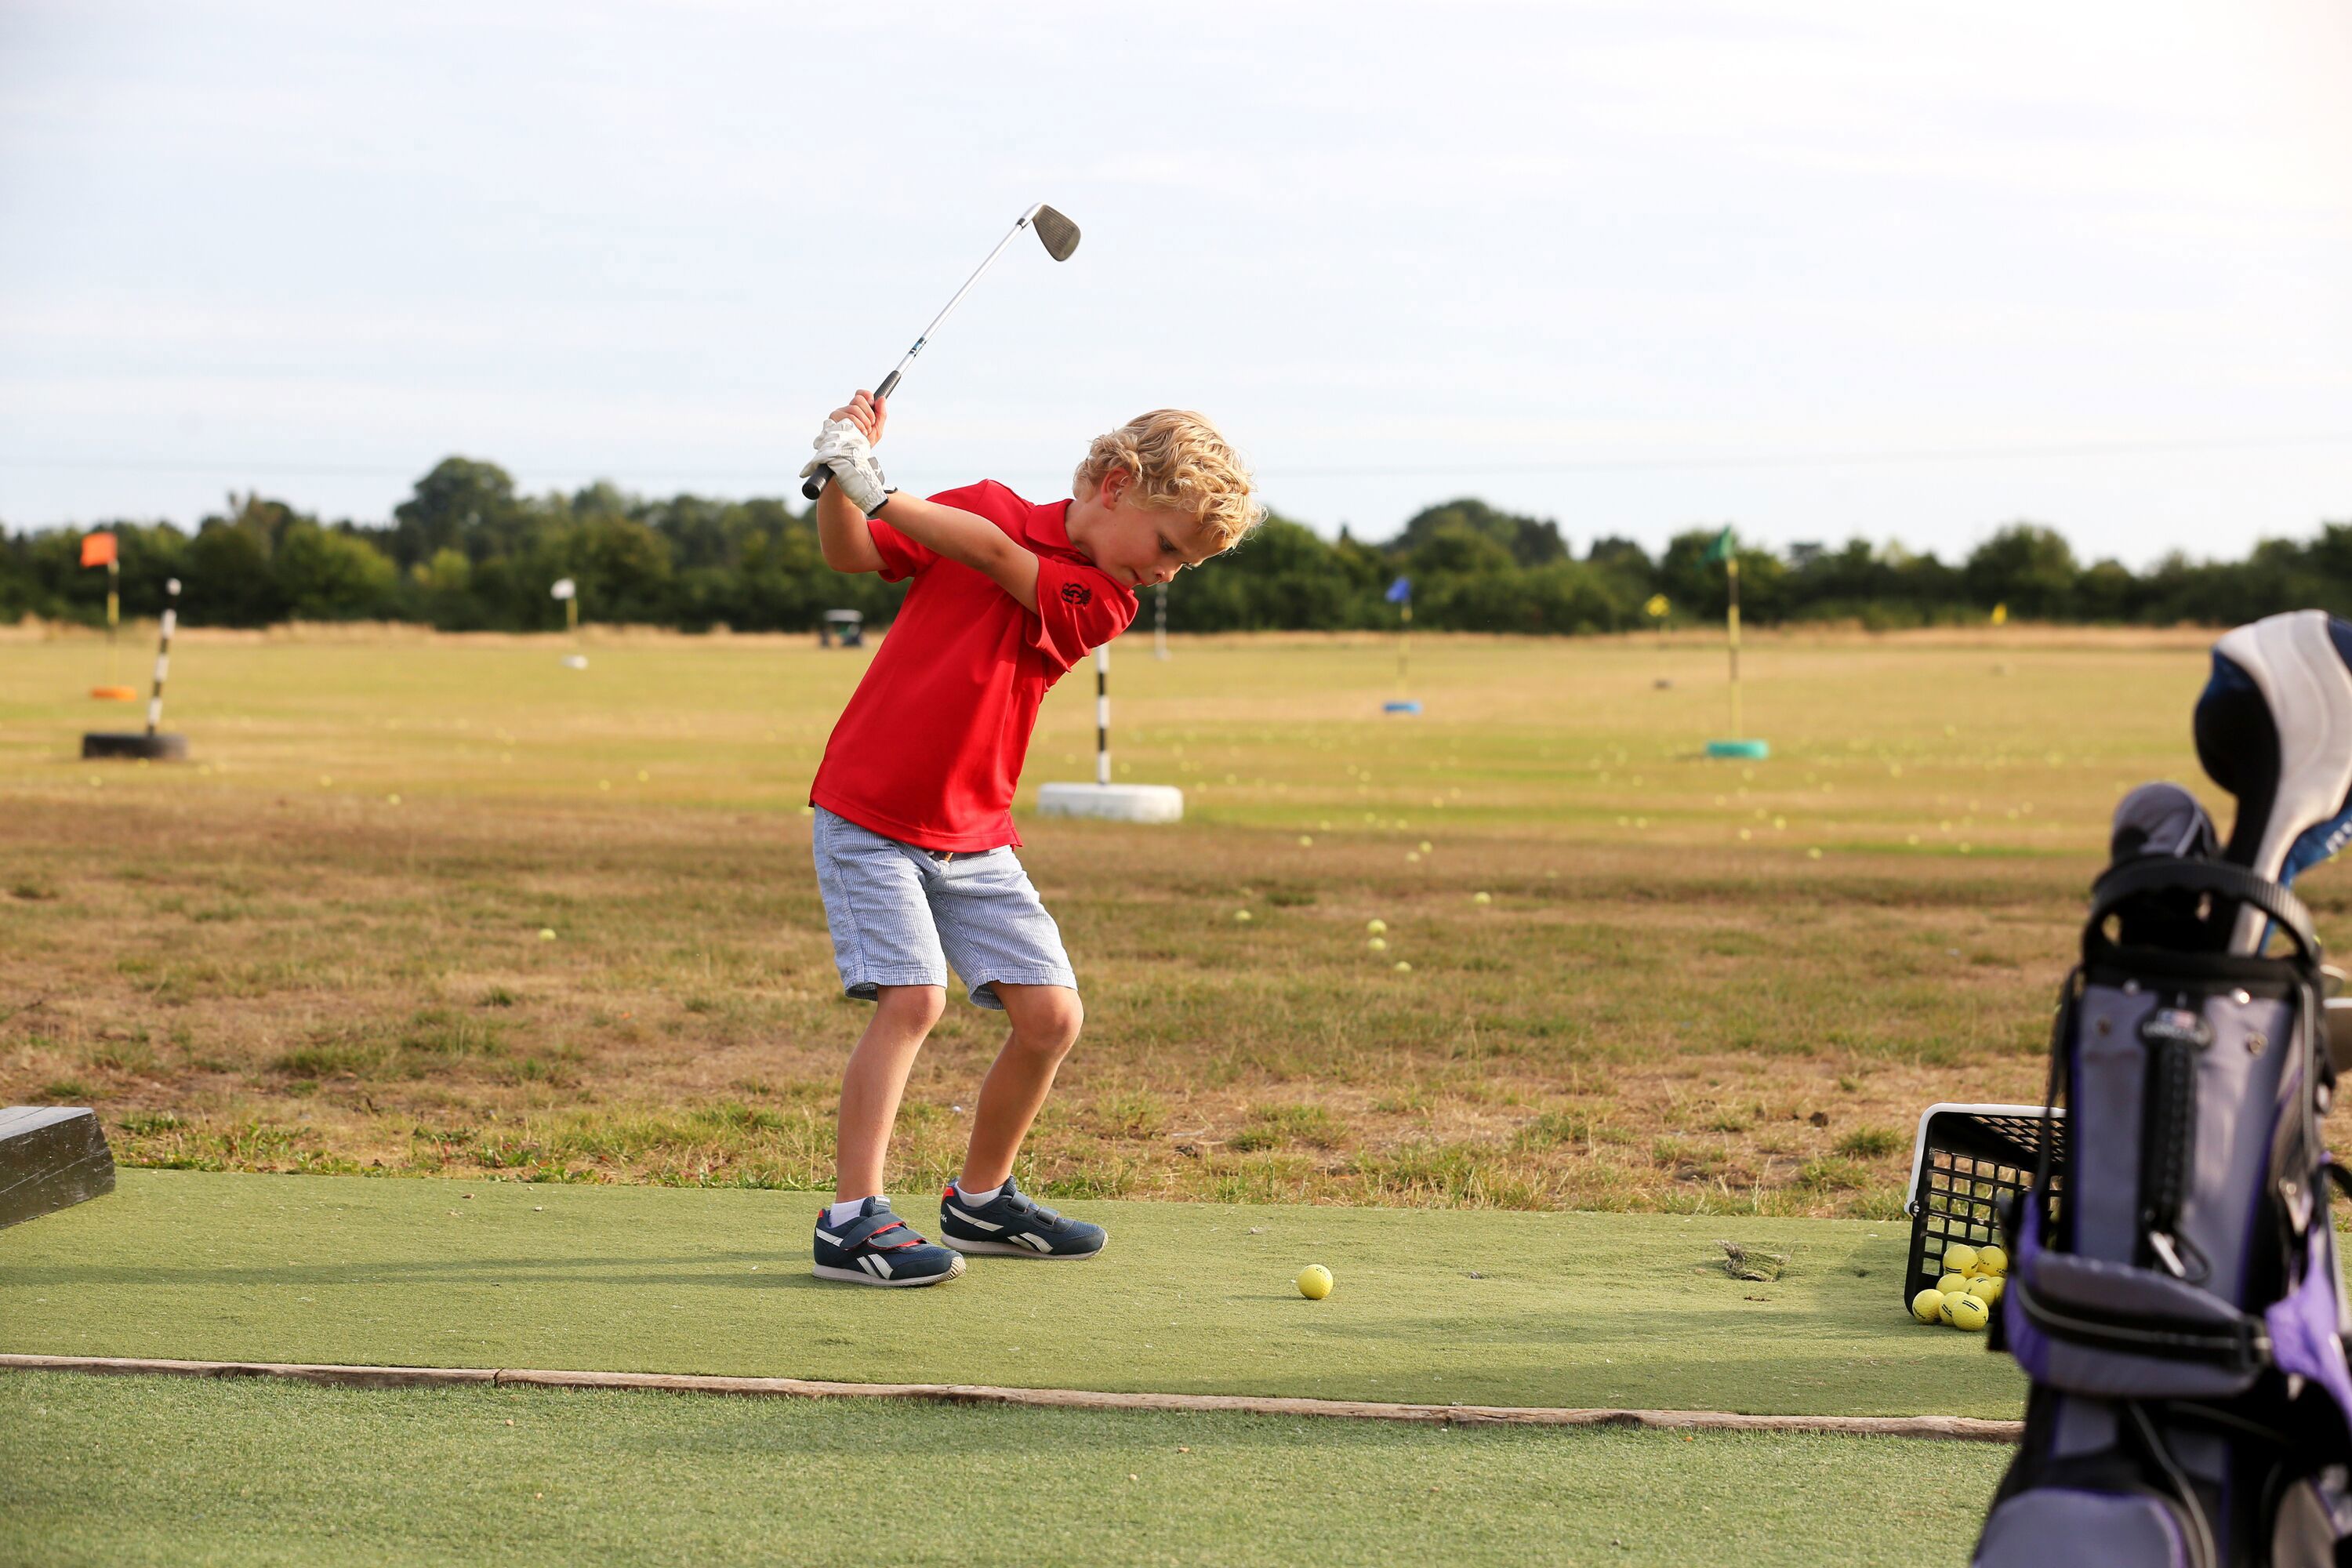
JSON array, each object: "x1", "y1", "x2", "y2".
[{"x1": 797, "y1": 418, "x2": 891, "y2": 516}]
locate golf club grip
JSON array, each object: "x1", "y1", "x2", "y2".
[{"x1": 799, "y1": 371, "x2": 903, "y2": 501}]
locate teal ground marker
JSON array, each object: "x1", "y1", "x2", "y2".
[{"x1": 1706, "y1": 739, "x2": 1769, "y2": 759}]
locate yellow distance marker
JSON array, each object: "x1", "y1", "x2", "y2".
[{"x1": 1297, "y1": 1264, "x2": 1333, "y2": 1300}]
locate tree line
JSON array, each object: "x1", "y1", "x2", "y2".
[{"x1": 2, "y1": 456, "x2": 2345, "y2": 634}]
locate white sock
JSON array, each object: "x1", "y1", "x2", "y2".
[
  {"x1": 827, "y1": 1198, "x2": 874, "y2": 1228},
  {"x1": 953, "y1": 1182, "x2": 1002, "y2": 1207}
]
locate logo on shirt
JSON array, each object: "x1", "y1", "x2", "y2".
[{"x1": 1061, "y1": 583, "x2": 1093, "y2": 607}]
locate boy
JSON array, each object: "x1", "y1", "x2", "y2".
[{"x1": 797, "y1": 391, "x2": 1260, "y2": 1287}]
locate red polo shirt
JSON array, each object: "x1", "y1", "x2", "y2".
[{"x1": 809, "y1": 481, "x2": 1138, "y2": 851}]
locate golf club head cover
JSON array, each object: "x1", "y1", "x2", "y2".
[
  {"x1": 2105, "y1": 782, "x2": 2221, "y2": 949},
  {"x1": 2194, "y1": 609, "x2": 2352, "y2": 950},
  {"x1": 2110, "y1": 781, "x2": 2219, "y2": 863},
  {"x1": 798, "y1": 418, "x2": 891, "y2": 516}
]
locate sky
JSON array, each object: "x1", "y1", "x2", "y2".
[{"x1": 2, "y1": 0, "x2": 2348, "y2": 567}]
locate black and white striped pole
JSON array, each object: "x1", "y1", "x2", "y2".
[
  {"x1": 1154, "y1": 582, "x2": 1168, "y2": 660},
  {"x1": 145, "y1": 578, "x2": 177, "y2": 738},
  {"x1": 1094, "y1": 645, "x2": 1111, "y2": 785},
  {"x1": 83, "y1": 577, "x2": 189, "y2": 760},
  {"x1": 1036, "y1": 637, "x2": 1182, "y2": 822}
]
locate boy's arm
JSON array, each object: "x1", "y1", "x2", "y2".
[
  {"x1": 872, "y1": 493, "x2": 1041, "y2": 613},
  {"x1": 815, "y1": 478, "x2": 887, "y2": 574}
]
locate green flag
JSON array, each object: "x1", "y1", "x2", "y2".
[{"x1": 1701, "y1": 526, "x2": 1736, "y2": 564}]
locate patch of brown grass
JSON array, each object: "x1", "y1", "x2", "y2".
[{"x1": 3, "y1": 629, "x2": 2339, "y2": 1215}]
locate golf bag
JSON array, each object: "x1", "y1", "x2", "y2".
[{"x1": 1976, "y1": 612, "x2": 2352, "y2": 1568}]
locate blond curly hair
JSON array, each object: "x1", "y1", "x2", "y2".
[{"x1": 1073, "y1": 409, "x2": 1261, "y2": 552}]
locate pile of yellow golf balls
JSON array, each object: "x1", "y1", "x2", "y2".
[{"x1": 1908, "y1": 1242, "x2": 2009, "y2": 1332}]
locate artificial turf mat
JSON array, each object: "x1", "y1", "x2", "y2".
[
  {"x1": 0, "y1": 1370, "x2": 2011, "y2": 1568},
  {"x1": 0, "y1": 1170, "x2": 2028, "y2": 1418}
]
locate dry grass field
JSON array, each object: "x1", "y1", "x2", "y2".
[{"x1": 3, "y1": 621, "x2": 2321, "y2": 1215}]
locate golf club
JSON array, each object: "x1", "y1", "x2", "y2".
[{"x1": 800, "y1": 202, "x2": 1080, "y2": 502}]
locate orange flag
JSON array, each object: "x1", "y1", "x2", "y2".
[{"x1": 80, "y1": 532, "x2": 118, "y2": 568}]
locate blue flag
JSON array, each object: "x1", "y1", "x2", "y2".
[{"x1": 1385, "y1": 576, "x2": 1412, "y2": 604}]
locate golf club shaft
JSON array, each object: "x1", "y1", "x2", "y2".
[{"x1": 800, "y1": 208, "x2": 1047, "y2": 502}]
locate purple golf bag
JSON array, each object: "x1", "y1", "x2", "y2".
[{"x1": 1976, "y1": 612, "x2": 2352, "y2": 1568}]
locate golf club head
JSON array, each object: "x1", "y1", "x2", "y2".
[
  {"x1": 1029, "y1": 204, "x2": 1080, "y2": 263},
  {"x1": 2194, "y1": 610, "x2": 2352, "y2": 948}
]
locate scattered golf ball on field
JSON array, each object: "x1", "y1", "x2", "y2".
[
  {"x1": 1366, "y1": 919, "x2": 1387, "y2": 935},
  {"x1": 1297, "y1": 1265, "x2": 1333, "y2": 1300},
  {"x1": 1947, "y1": 1294, "x2": 1991, "y2": 1331},
  {"x1": 1298, "y1": 835, "x2": 1313, "y2": 847},
  {"x1": 1942, "y1": 1244, "x2": 1980, "y2": 1276},
  {"x1": 1233, "y1": 909, "x2": 1253, "y2": 922},
  {"x1": 1911, "y1": 1289, "x2": 1945, "y2": 1324},
  {"x1": 1367, "y1": 937, "x2": 1387, "y2": 952},
  {"x1": 1473, "y1": 891, "x2": 1492, "y2": 905},
  {"x1": 1394, "y1": 960, "x2": 1412, "y2": 973},
  {"x1": 538, "y1": 928, "x2": 557, "y2": 941}
]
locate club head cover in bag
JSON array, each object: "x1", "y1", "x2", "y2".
[
  {"x1": 2194, "y1": 610, "x2": 2352, "y2": 949},
  {"x1": 2105, "y1": 782, "x2": 2221, "y2": 949},
  {"x1": 2110, "y1": 781, "x2": 2220, "y2": 863}
]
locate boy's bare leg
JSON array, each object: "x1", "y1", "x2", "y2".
[
  {"x1": 834, "y1": 984, "x2": 946, "y2": 1203},
  {"x1": 959, "y1": 982, "x2": 1083, "y2": 1192}
]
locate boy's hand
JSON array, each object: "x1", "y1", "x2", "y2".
[
  {"x1": 829, "y1": 390, "x2": 887, "y2": 445},
  {"x1": 797, "y1": 399, "x2": 891, "y2": 516}
]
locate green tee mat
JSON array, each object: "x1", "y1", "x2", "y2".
[
  {"x1": 0, "y1": 1371, "x2": 2015, "y2": 1568},
  {"x1": 0, "y1": 1170, "x2": 2027, "y2": 1419}
]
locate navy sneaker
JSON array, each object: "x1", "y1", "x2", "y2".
[
  {"x1": 812, "y1": 1198, "x2": 966, "y2": 1287},
  {"x1": 938, "y1": 1175, "x2": 1107, "y2": 1259}
]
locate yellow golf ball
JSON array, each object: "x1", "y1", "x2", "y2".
[
  {"x1": 1936, "y1": 1272, "x2": 1969, "y2": 1296},
  {"x1": 1968, "y1": 1275, "x2": 2005, "y2": 1306},
  {"x1": 1976, "y1": 1245, "x2": 2008, "y2": 1276},
  {"x1": 1941, "y1": 1244, "x2": 1980, "y2": 1276},
  {"x1": 1937, "y1": 1291, "x2": 1960, "y2": 1325},
  {"x1": 1947, "y1": 1294, "x2": 1990, "y2": 1331},
  {"x1": 1298, "y1": 1264, "x2": 1333, "y2": 1301},
  {"x1": 1910, "y1": 1288, "x2": 1945, "y2": 1324}
]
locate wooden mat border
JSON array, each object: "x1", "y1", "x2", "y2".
[{"x1": 0, "y1": 1354, "x2": 2021, "y2": 1443}]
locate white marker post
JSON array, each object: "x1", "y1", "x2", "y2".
[
  {"x1": 1036, "y1": 640, "x2": 1182, "y2": 822},
  {"x1": 552, "y1": 578, "x2": 586, "y2": 669}
]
